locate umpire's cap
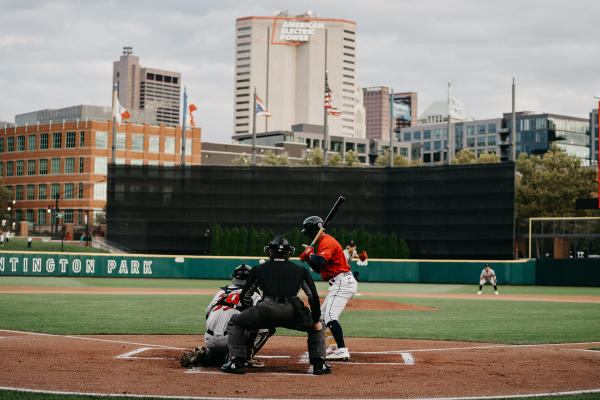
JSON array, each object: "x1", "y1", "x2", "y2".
[{"x1": 264, "y1": 236, "x2": 295, "y2": 259}]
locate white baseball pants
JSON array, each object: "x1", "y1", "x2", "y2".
[{"x1": 321, "y1": 271, "x2": 358, "y2": 324}]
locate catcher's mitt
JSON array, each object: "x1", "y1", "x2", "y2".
[
  {"x1": 358, "y1": 250, "x2": 368, "y2": 261},
  {"x1": 180, "y1": 346, "x2": 208, "y2": 367}
]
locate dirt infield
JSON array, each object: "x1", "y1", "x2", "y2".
[
  {"x1": 1, "y1": 287, "x2": 599, "y2": 399},
  {"x1": 1, "y1": 331, "x2": 600, "y2": 399}
]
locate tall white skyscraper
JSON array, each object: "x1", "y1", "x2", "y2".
[{"x1": 233, "y1": 11, "x2": 364, "y2": 140}]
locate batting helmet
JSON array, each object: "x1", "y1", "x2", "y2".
[
  {"x1": 232, "y1": 264, "x2": 252, "y2": 286},
  {"x1": 264, "y1": 236, "x2": 295, "y2": 260},
  {"x1": 301, "y1": 216, "x2": 323, "y2": 238}
]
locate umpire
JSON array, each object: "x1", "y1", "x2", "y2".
[{"x1": 222, "y1": 236, "x2": 330, "y2": 375}]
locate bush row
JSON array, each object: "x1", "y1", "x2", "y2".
[{"x1": 209, "y1": 224, "x2": 409, "y2": 259}]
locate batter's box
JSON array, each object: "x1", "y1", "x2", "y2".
[{"x1": 298, "y1": 351, "x2": 415, "y2": 365}]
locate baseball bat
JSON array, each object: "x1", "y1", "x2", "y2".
[{"x1": 308, "y1": 195, "x2": 346, "y2": 247}]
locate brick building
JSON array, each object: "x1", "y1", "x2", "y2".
[{"x1": 0, "y1": 119, "x2": 201, "y2": 236}]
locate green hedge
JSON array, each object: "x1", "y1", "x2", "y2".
[{"x1": 208, "y1": 224, "x2": 409, "y2": 259}]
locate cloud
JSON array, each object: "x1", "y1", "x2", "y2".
[{"x1": 1, "y1": 0, "x2": 599, "y2": 141}]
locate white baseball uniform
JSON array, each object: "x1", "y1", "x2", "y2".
[{"x1": 479, "y1": 268, "x2": 497, "y2": 286}]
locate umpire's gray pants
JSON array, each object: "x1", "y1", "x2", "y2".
[{"x1": 227, "y1": 300, "x2": 325, "y2": 362}]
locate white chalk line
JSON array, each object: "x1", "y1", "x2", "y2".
[
  {"x1": 115, "y1": 347, "x2": 178, "y2": 360},
  {"x1": 0, "y1": 328, "x2": 185, "y2": 350},
  {"x1": 352, "y1": 341, "x2": 600, "y2": 354},
  {"x1": 2, "y1": 386, "x2": 600, "y2": 400},
  {"x1": 184, "y1": 367, "x2": 316, "y2": 377}
]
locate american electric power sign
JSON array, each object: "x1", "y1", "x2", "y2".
[{"x1": 271, "y1": 19, "x2": 325, "y2": 45}]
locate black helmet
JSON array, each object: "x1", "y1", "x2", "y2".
[
  {"x1": 301, "y1": 216, "x2": 323, "y2": 238},
  {"x1": 232, "y1": 264, "x2": 252, "y2": 286},
  {"x1": 264, "y1": 236, "x2": 295, "y2": 260}
]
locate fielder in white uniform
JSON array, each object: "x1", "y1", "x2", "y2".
[
  {"x1": 180, "y1": 264, "x2": 273, "y2": 368},
  {"x1": 478, "y1": 264, "x2": 499, "y2": 295}
]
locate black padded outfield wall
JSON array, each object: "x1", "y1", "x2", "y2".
[{"x1": 107, "y1": 163, "x2": 515, "y2": 259}]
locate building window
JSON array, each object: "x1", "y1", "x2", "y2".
[
  {"x1": 80, "y1": 131, "x2": 85, "y2": 147},
  {"x1": 50, "y1": 183, "x2": 60, "y2": 199},
  {"x1": 27, "y1": 160, "x2": 35, "y2": 175},
  {"x1": 26, "y1": 184, "x2": 35, "y2": 200},
  {"x1": 66, "y1": 131, "x2": 76, "y2": 148},
  {"x1": 434, "y1": 140, "x2": 442, "y2": 151},
  {"x1": 40, "y1": 133, "x2": 49, "y2": 149},
  {"x1": 488, "y1": 124, "x2": 497, "y2": 134},
  {"x1": 65, "y1": 157, "x2": 75, "y2": 174},
  {"x1": 64, "y1": 183, "x2": 74, "y2": 199},
  {"x1": 423, "y1": 130, "x2": 431, "y2": 139},
  {"x1": 52, "y1": 132, "x2": 62, "y2": 149},
  {"x1": 0, "y1": 138, "x2": 4, "y2": 153},
  {"x1": 413, "y1": 131, "x2": 421, "y2": 140},
  {"x1": 0, "y1": 162, "x2": 3, "y2": 176},
  {"x1": 94, "y1": 182, "x2": 107, "y2": 200},
  {"x1": 116, "y1": 132, "x2": 126, "y2": 150},
  {"x1": 51, "y1": 158, "x2": 61, "y2": 174},
  {"x1": 477, "y1": 136, "x2": 486, "y2": 146},
  {"x1": 95, "y1": 131, "x2": 108, "y2": 149},
  {"x1": 467, "y1": 137, "x2": 475, "y2": 147},
  {"x1": 488, "y1": 135, "x2": 496, "y2": 146},
  {"x1": 64, "y1": 209, "x2": 73, "y2": 224},
  {"x1": 78, "y1": 183, "x2": 84, "y2": 199},
  {"x1": 39, "y1": 184, "x2": 47, "y2": 200},
  {"x1": 25, "y1": 209, "x2": 34, "y2": 222},
  {"x1": 131, "y1": 134, "x2": 144, "y2": 151},
  {"x1": 15, "y1": 209, "x2": 22, "y2": 222},
  {"x1": 38, "y1": 209, "x2": 47, "y2": 225},
  {"x1": 149, "y1": 136, "x2": 159, "y2": 153},
  {"x1": 39, "y1": 159, "x2": 48, "y2": 175},
  {"x1": 467, "y1": 126, "x2": 475, "y2": 136},
  {"x1": 16, "y1": 160, "x2": 24, "y2": 176},
  {"x1": 478, "y1": 125, "x2": 486, "y2": 135},
  {"x1": 16, "y1": 185, "x2": 23, "y2": 200},
  {"x1": 79, "y1": 157, "x2": 84, "y2": 173},
  {"x1": 17, "y1": 136, "x2": 25, "y2": 151},
  {"x1": 7, "y1": 137, "x2": 14, "y2": 152},
  {"x1": 94, "y1": 157, "x2": 107, "y2": 175},
  {"x1": 28, "y1": 134, "x2": 36, "y2": 150},
  {"x1": 165, "y1": 137, "x2": 175, "y2": 154}
]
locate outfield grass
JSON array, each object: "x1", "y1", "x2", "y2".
[{"x1": 0, "y1": 238, "x2": 107, "y2": 253}]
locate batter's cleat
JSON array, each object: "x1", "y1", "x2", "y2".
[
  {"x1": 325, "y1": 345, "x2": 338, "y2": 356},
  {"x1": 221, "y1": 360, "x2": 245, "y2": 374},
  {"x1": 477, "y1": 291, "x2": 482, "y2": 295},
  {"x1": 180, "y1": 346, "x2": 207, "y2": 367},
  {"x1": 495, "y1": 291, "x2": 499, "y2": 295},
  {"x1": 245, "y1": 357, "x2": 265, "y2": 368},
  {"x1": 326, "y1": 347, "x2": 350, "y2": 361}
]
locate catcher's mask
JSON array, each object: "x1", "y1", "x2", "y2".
[
  {"x1": 264, "y1": 236, "x2": 295, "y2": 260},
  {"x1": 232, "y1": 264, "x2": 252, "y2": 286},
  {"x1": 301, "y1": 216, "x2": 323, "y2": 238}
]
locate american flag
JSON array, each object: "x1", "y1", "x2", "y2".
[{"x1": 324, "y1": 75, "x2": 342, "y2": 116}]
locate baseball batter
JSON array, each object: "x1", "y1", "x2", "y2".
[
  {"x1": 300, "y1": 216, "x2": 357, "y2": 361},
  {"x1": 180, "y1": 264, "x2": 273, "y2": 368},
  {"x1": 478, "y1": 263, "x2": 499, "y2": 295}
]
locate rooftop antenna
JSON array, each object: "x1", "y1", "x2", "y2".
[{"x1": 123, "y1": 46, "x2": 133, "y2": 55}]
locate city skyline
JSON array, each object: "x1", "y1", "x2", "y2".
[{"x1": 1, "y1": 0, "x2": 599, "y2": 143}]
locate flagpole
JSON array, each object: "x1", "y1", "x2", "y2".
[
  {"x1": 111, "y1": 83, "x2": 117, "y2": 165},
  {"x1": 389, "y1": 88, "x2": 394, "y2": 168},
  {"x1": 447, "y1": 80, "x2": 452, "y2": 165},
  {"x1": 512, "y1": 76, "x2": 516, "y2": 162},
  {"x1": 252, "y1": 87, "x2": 257, "y2": 166},
  {"x1": 323, "y1": 29, "x2": 328, "y2": 165},
  {"x1": 181, "y1": 87, "x2": 187, "y2": 166},
  {"x1": 265, "y1": 25, "x2": 270, "y2": 133}
]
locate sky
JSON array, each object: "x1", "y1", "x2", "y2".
[{"x1": 1, "y1": 0, "x2": 599, "y2": 143}]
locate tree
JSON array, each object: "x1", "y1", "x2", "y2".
[
  {"x1": 344, "y1": 150, "x2": 362, "y2": 167},
  {"x1": 247, "y1": 226, "x2": 259, "y2": 256},
  {"x1": 303, "y1": 147, "x2": 324, "y2": 166},
  {"x1": 398, "y1": 238, "x2": 410, "y2": 258},
  {"x1": 451, "y1": 149, "x2": 477, "y2": 164},
  {"x1": 261, "y1": 151, "x2": 279, "y2": 166},
  {"x1": 209, "y1": 224, "x2": 222, "y2": 255},
  {"x1": 229, "y1": 227, "x2": 240, "y2": 255},
  {"x1": 375, "y1": 150, "x2": 409, "y2": 167},
  {"x1": 515, "y1": 144, "x2": 597, "y2": 218},
  {"x1": 238, "y1": 226, "x2": 248, "y2": 256},
  {"x1": 327, "y1": 152, "x2": 343, "y2": 166},
  {"x1": 477, "y1": 152, "x2": 501, "y2": 164},
  {"x1": 232, "y1": 155, "x2": 250, "y2": 165}
]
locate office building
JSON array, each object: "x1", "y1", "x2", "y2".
[
  {"x1": 113, "y1": 47, "x2": 181, "y2": 126},
  {"x1": 233, "y1": 11, "x2": 363, "y2": 140},
  {"x1": 364, "y1": 86, "x2": 390, "y2": 141},
  {"x1": 1, "y1": 111, "x2": 201, "y2": 236},
  {"x1": 590, "y1": 108, "x2": 598, "y2": 166}
]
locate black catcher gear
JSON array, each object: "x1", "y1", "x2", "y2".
[
  {"x1": 301, "y1": 216, "x2": 324, "y2": 238},
  {"x1": 232, "y1": 264, "x2": 252, "y2": 286},
  {"x1": 264, "y1": 236, "x2": 295, "y2": 260}
]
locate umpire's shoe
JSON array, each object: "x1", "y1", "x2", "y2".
[
  {"x1": 311, "y1": 358, "x2": 332, "y2": 375},
  {"x1": 221, "y1": 358, "x2": 246, "y2": 374}
]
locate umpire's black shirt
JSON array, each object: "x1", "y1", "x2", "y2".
[{"x1": 240, "y1": 258, "x2": 321, "y2": 323}]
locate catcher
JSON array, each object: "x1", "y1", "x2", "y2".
[
  {"x1": 477, "y1": 263, "x2": 499, "y2": 295},
  {"x1": 180, "y1": 264, "x2": 274, "y2": 368}
]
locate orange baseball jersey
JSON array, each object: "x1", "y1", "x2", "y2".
[{"x1": 315, "y1": 233, "x2": 351, "y2": 281}]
